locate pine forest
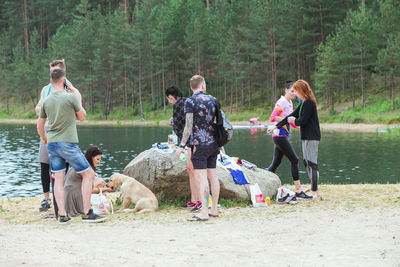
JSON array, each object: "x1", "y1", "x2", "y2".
[{"x1": 0, "y1": 0, "x2": 399, "y2": 122}]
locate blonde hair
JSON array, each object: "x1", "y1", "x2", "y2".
[
  {"x1": 190, "y1": 75, "x2": 205, "y2": 90},
  {"x1": 49, "y1": 59, "x2": 66, "y2": 71},
  {"x1": 293, "y1": 80, "x2": 317, "y2": 105}
]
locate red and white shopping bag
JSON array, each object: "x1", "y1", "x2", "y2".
[{"x1": 249, "y1": 183, "x2": 267, "y2": 207}]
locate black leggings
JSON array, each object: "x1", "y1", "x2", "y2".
[
  {"x1": 267, "y1": 137, "x2": 299, "y2": 181},
  {"x1": 40, "y1": 163, "x2": 51, "y2": 193}
]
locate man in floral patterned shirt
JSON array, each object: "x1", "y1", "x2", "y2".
[{"x1": 175, "y1": 75, "x2": 220, "y2": 221}]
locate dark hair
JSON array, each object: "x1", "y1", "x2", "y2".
[
  {"x1": 85, "y1": 146, "x2": 103, "y2": 171},
  {"x1": 165, "y1": 85, "x2": 183, "y2": 99},
  {"x1": 285, "y1": 80, "x2": 294, "y2": 89},
  {"x1": 50, "y1": 68, "x2": 65, "y2": 83},
  {"x1": 49, "y1": 59, "x2": 66, "y2": 71}
]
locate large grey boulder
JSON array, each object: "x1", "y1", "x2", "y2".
[{"x1": 123, "y1": 148, "x2": 281, "y2": 200}]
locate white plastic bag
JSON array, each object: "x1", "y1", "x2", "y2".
[
  {"x1": 90, "y1": 188, "x2": 114, "y2": 215},
  {"x1": 249, "y1": 183, "x2": 267, "y2": 207}
]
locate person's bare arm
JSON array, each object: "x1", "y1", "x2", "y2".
[
  {"x1": 65, "y1": 83, "x2": 83, "y2": 105},
  {"x1": 66, "y1": 83, "x2": 86, "y2": 121},
  {"x1": 35, "y1": 87, "x2": 45, "y2": 116},
  {"x1": 92, "y1": 187, "x2": 113, "y2": 194},
  {"x1": 37, "y1": 118, "x2": 47, "y2": 145},
  {"x1": 75, "y1": 107, "x2": 86, "y2": 122}
]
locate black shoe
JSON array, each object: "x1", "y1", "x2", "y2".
[
  {"x1": 39, "y1": 198, "x2": 51, "y2": 211},
  {"x1": 82, "y1": 209, "x2": 107, "y2": 223},
  {"x1": 190, "y1": 202, "x2": 202, "y2": 212},
  {"x1": 59, "y1": 215, "x2": 71, "y2": 225},
  {"x1": 295, "y1": 191, "x2": 313, "y2": 200}
]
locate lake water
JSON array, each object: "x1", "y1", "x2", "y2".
[{"x1": 0, "y1": 123, "x2": 399, "y2": 197}]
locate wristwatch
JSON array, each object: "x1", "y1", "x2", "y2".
[{"x1": 179, "y1": 144, "x2": 185, "y2": 148}]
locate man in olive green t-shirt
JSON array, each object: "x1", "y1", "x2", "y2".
[{"x1": 37, "y1": 68, "x2": 105, "y2": 224}]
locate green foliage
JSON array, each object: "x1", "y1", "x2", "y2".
[
  {"x1": 319, "y1": 97, "x2": 400, "y2": 124},
  {"x1": 0, "y1": 0, "x2": 399, "y2": 122}
]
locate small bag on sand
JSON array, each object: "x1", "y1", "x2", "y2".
[
  {"x1": 91, "y1": 188, "x2": 113, "y2": 215},
  {"x1": 249, "y1": 183, "x2": 267, "y2": 207}
]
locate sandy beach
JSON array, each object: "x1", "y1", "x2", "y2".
[{"x1": 0, "y1": 184, "x2": 399, "y2": 266}]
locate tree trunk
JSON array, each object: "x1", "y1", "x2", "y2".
[
  {"x1": 122, "y1": 0, "x2": 128, "y2": 13},
  {"x1": 46, "y1": 22, "x2": 50, "y2": 42},
  {"x1": 248, "y1": 80, "x2": 251, "y2": 106},
  {"x1": 328, "y1": 77, "x2": 334, "y2": 114},
  {"x1": 343, "y1": 76, "x2": 345, "y2": 98},
  {"x1": 104, "y1": 80, "x2": 112, "y2": 119},
  {"x1": 40, "y1": 20, "x2": 43, "y2": 49},
  {"x1": 224, "y1": 74, "x2": 227, "y2": 105},
  {"x1": 318, "y1": 0, "x2": 324, "y2": 44},
  {"x1": 22, "y1": 0, "x2": 29, "y2": 58},
  {"x1": 89, "y1": 70, "x2": 94, "y2": 114},
  {"x1": 138, "y1": 49, "x2": 144, "y2": 120},
  {"x1": 230, "y1": 76, "x2": 233, "y2": 114},
  {"x1": 241, "y1": 80, "x2": 245, "y2": 105},
  {"x1": 161, "y1": 27, "x2": 166, "y2": 115},
  {"x1": 148, "y1": 30, "x2": 155, "y2": 108},
  {"x1": 130, "y1": 71, "x2": 135, "y2": 109},
  {"x1": 296, "y1": 17, "x2": 301, "y2": 79},
  {"x1": 270, "y1": 21, "x2": 277, "y2": 104},
  {"x1": 390, "y1": 71, "x2": 395, "y2": 110},
  {"x1": 197, "y1": 38, "x2": 201, "y2": 74},
  {"x1": 235, "y1": 76, "x2": 238, "y2": 113},
  {"x1": 3, "y1": 63, "x2": 9, "y2": 113},
  {"x1": 302, "y1": 53, "x2": 306, "y2": 80},
  {"x1": 124, "y1": 59, "x2": 128, "y2": 114},
  {"x1": 6, "y1": 93, "x2": 9, "y2": 114},
  {"x1": 360, "y1": 47, "x2": 366, "y2": 107},
  {"x1": 352, "y1": 70, "x2": 355, "y2": 109}
]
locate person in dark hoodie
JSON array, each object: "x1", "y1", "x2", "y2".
[{"x1": 268, "y1": 80, "x2": 321, "y2": 198}]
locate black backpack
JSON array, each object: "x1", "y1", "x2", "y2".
[{"x1": 213, "y1": 99, "x2": 233, "y2": 147}]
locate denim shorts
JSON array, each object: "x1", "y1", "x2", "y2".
[{"x1": 47, "y1": 142, "x2": 91, "y2": 173}]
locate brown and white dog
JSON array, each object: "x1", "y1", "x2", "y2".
[{"x1": 107, "y1": 173, "x2": 158, "y2": 213}]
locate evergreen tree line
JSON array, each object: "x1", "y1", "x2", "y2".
[{"x1": 0, "y1": 0, "x2": 399, "y2": 119}]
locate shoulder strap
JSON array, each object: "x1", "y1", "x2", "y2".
[
  {"x1": 298, "y1": 101, "x2": 304, "y2": 117},
  {"x1": 214, "y1": 98, "x2": 223, "y2": 125}
]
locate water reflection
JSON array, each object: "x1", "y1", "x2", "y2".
[{"x1": 0, "y1": 123, "x2": 399, "y2": 198}]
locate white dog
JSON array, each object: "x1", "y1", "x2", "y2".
[{"x1": 107, "y1": 173, "x2": 158, "y2": 213}]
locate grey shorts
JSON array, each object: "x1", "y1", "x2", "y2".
[{"x1": 38, "y1": 139, "x2": 49, "y2": 164}]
